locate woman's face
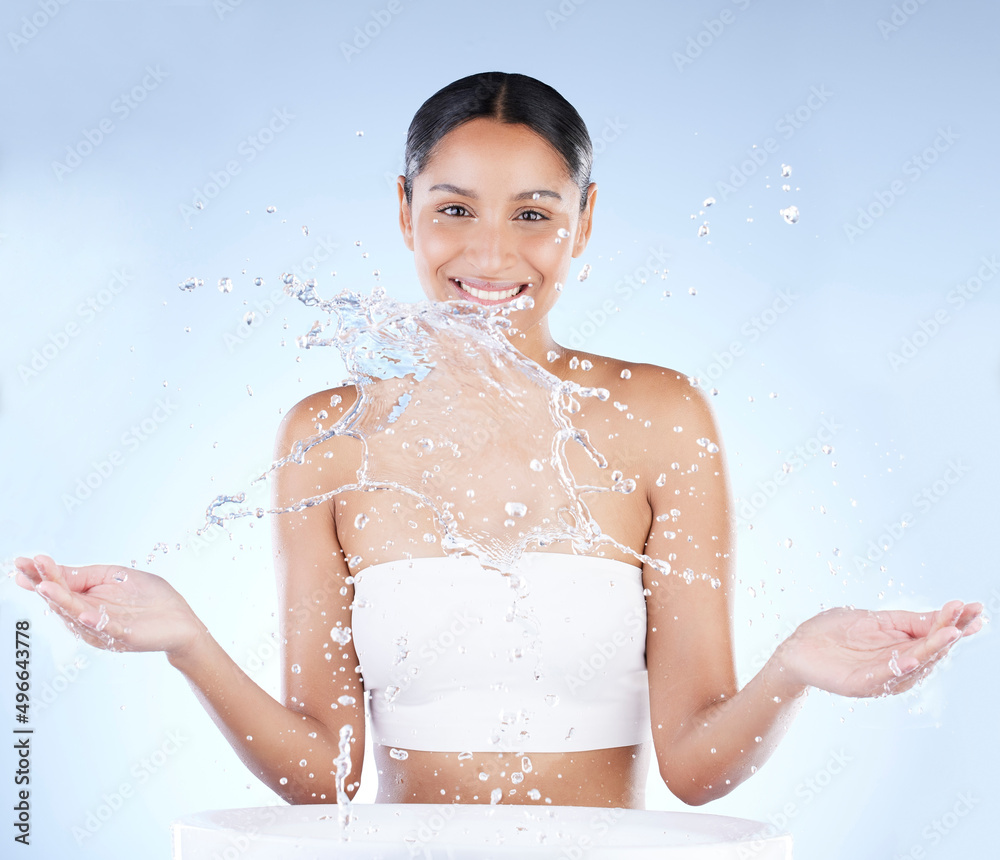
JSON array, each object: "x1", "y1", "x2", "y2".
[{"x1": 398, "y1": 117, "x2": 596, "y2": 341}]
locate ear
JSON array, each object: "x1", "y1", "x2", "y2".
[
  {"x1": 397, "y1": 175, "x2": 414, "y2": 251},
  {"x1": 571, "y1": 182, "x2": 597, "y2": 258}
]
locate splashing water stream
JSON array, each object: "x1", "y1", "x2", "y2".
[{"x1": 200, "y1": 278, "x2": 674, "y2": 579}]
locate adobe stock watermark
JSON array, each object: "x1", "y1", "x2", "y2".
[
  {"x1": 849, "y1": 458, "x2": 969, "y2": 574},
  {"x1": 741, "y1": 749, "x2": 853, "y2": 856},
  {"x1": 561, "y1": 808, "x2": 625, "y2": 859},
  {"x1": 7, "y1": 0, "x2": 73, "y2": 54},
  {"x1": 223, "y1": 237, "x2": 337, "y2": 352},
  {"x1": 62, "y1": 397, "x2": 180, "y2": 512},
  {"x1": 894, "y1": 790, "x2": 979, "y2": 859},
  {"x1": 886, "y1": 254, "x2": 998, "y2": 370},
  {"x1": 71, "y1": 730, "x2": 188, "y2": 846},
  {"x1": 405, "y1": 803, "x2": 458, "y2": 858},
  {"x1": 672, "y1": 0, "x2": 756, "y2": 71},
  {"x1": 692, "y1": 287, "x2": 797, "y2": 389},
  {"x1": 842, "y1": 126, "x2": 959, "y2": 243},
  {"x1": 564, "y1": 607, "x2": 644, "y2": 692},
  {"x1": 340, "y1": 0, "x2": 403, "y2": 63},
  {"x1": 734, "y1": 416, "x2": 842, "y2": 526},
  {"x1": 546, "y1": 0, "x2": 588, "y2": 31},
  {"x1": 590, "y1": 116, "x2": 627, "y2": 161},
  {"x1": 213, "y1": 0, "x2": 246, "y2": 20},
  {"x1": 714, "y1": 86, "x2": 833, "y2": 202},
  {"x1": 31, "y1": 655, "x2": 91, "y2": 714},
  {"x1": 877, "y1": 0, "x2": 932, "y2": 40},
  {"x1": 372, "y1": 606, "x2": 480, "y2": 714},
  {"x1": 178, "y1": 107, "x2": 294, "y2": 224},
  {"x1": 564, "y1": 245, "x2": 670, "y2": 348},
  {"x1": 18, "y1": 267, "x2": 132, "y2": 384},
  {"x1": 51, "y1": 66, "x2": 167, "y2": 180}
]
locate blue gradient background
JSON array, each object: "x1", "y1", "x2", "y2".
[{"x1": 1, "y1": 0, "x2": 997, "y2": 857}]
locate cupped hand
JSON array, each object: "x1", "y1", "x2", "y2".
[
  {"x1": 13, "y1": 554, "x2": 202, "y2": 657},
  {"x1": 778, "y1": 600, "x2": 984, "y2": 698}
]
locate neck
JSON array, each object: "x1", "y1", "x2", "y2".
[{"x1": 502, "y1": 315, "x2": 566, "y2": 371}]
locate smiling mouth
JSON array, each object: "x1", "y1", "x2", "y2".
[{"x1": 450, "y1": 278, "x2": 530, "y2": 302}]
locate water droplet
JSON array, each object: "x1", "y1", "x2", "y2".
[
  {"x1": 780, "y1": 205, "x2": 799, "y2": 225},
  {"x1": 218, "y1": 277, "x2": 233, "y2": 293},
  {"x1": 557, "y1": 228, "x2": 570, "y2": 239},
  {"x1": 389, "y1": 748, "x2": 409, "y2": 760},
  {"x1": 279, "y1": 777, "x2": 288, "y2": 785},
  {"x1": 822, "y1": 445, "x2": 834, "y2": 454},
  {"x1": 356, "y1": 130, "x2": 364, "y2": 137},
  {"x1": 620, "y1": 368, "x2": 631, "y2": 379},
  {"x1": 330, "y1": 626, "x2": 352, "y2": 646},
  {"x1": 532, "y1": 192, "x2": 540, "y2": 200},
  {"x1": 301, "y1": 225, "x2": 309, "y2": 236},
  {"x1": 478, "y1": 772, "x2": 489, "y2": 781},
  {"x1": 355, "y1": 513, "x2": 369, "y2": 529},
  {"x1": 504, "y1": 501, "x2": 528, "y2": 518},
  {"x1": 703, "y1": 197, "x2": 716, "y2": 207},
  {"x1": 580, "y1": 359, "x2": 592, "y2": 371},
  {"x1": 511, "y1": 771, "x2": 524, "y2": 784},
  {"x1": 529, "y1": 459, "x2": 544, "y2": 471},
  {"x1": 266, "y1": 206, "x2": 277, "y2": 214},
  {"x1": 299, "y1": 759, "x2": 307, "y2": 767},
  {"x1": 338, "y1": 695, "x2": 356, "y2": 706},
  {"x1": 656, "y1": 473, "x2": 667, "y2": 486},
  {"x1": 521, "y1": 756, "x2": 533, "y2": 773},
  {"x1": 754, "y1": 736, "x2": 762, "y2": 743},
  {"x1": 698, "y1": 222, "x2": 710, "y2": 237},
  {"x1": 490, "y1": 788, "x2": 502, "y2": 804},
  {"x1": 290, "y1": 663, "x2": 301, "y2": 674},
  {"x1": 544, "y1": 694, "x2": 559, "y2": 707},
  {"x1": 254, "y1": 277, "x2": 264, "y2": 287},
  {"x1": 178, "y1": 277, "x2": 203, "y2": 292},
  {"x1": 554, "y1": 281, "x2": 564, "y2": 292},
  {"x1": 577, "y1": 263, "x2": 591, "y2": 282},
  {"x1": 785, "y1": 538, "x2": 793, "y2": 548},
  {"x1": 781, "y1": 164, "x2": 792, "y2": 178}
]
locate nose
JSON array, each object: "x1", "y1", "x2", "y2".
[{"x1": 464, "y1": 220, "x2": 517, "y2": 274}]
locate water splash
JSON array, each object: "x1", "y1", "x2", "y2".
[
  {"x1": 334, "y1": 724, "x2": 353, "y2": 836},
  {"x1": 199, "y1": 280, "x2": 673, "y2": 577}
]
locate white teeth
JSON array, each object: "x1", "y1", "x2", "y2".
[{"x1": 455, "y1": 280, "x2": 522, "y2": 301}]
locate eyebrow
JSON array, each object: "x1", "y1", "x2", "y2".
[{"x1": 427, "y1": 183, "x2": 562, "y2": 202}]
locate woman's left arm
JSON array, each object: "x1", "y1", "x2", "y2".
[{"x1": 636, "y1": 371, "x2": 982, "y2": 806}]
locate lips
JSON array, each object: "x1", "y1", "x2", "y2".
[{"x1": 449, "y1": 277, "x2": 530, "y2": 305}]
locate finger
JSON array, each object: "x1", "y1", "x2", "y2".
[
  {"x1": 34, "y1": 579, "x2": 105, "y2": 629},
  {"x1": 956, "y1": 602, "x2": 984, "y2": 636},
  {"x1": 893, "y1": 626, "x2": 962, "y2": 674},
  {"x1": 14, "y1": 571, "x2": 39, "y2": 591},
  {"x1": 13, "y1": 557, "x2": 43, "y2": 587},
  {"x1": 878, "y1": 601, "x2": 963, "y2": 640}
]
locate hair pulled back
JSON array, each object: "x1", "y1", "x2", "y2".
[{"x1": 403, "y1": 72, "x2": 593, "y2": 212}]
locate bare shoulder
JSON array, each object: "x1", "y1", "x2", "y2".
[
  {"x1": 563, "y1": 348, "x2": 714, "y2": 424},
  {"x1": 274, "y1": 383, "x2": 360, "y2": 455}
]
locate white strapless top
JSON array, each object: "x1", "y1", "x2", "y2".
[{"x1": 351, "y1": 552, "x2": 651, "y2": 753}]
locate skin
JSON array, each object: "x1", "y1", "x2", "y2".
[{"x1": 13, "y1": 117, "x2": 984, "y2": 811}]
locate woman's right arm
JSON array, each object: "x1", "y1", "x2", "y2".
[{"x1": 14, "y1": 388, "x2": 365, "y2": 804}]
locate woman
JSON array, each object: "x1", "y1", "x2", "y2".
[{"x1": 13, "y1": 72, "x2": 983, "y2": 810}]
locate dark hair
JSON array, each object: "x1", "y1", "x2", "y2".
[{"x1": 403, "y1": 72, "x2": 593, "y2": 212}]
